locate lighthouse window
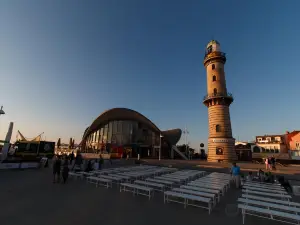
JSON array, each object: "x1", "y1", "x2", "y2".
[
  {"x1": 207, "y1": 46, "x2": 212, "y2": 54},
  {"x1": 212, "y1": 75, "x2": 216, "y2": 82},
  {"x1": 216, "y1": 125, "x2": 221, "y2": 132},
  {"x1": 212, "y1": 64, "x2": 215, "y2": 70},
  {"x1": 213, "y1": 88, "x2": 218, "y2": 95}
]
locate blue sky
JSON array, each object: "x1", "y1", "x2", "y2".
[{"x1": 0, "y1": 0, "x2": 299, "y2": 150}]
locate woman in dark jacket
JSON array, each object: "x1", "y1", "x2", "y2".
[{"x1": 62, "y1": 159, "x2": 69, "y2": 184}]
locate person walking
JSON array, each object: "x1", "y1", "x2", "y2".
[
  {"x1": 62, "y1": 159, "x2": 69, "y2": 184},
  {"x1": 69, "y1": 151, "x2": 74, "y2": 165},
  {"x1": 265, "y1": 158, "x2": 269, "y2": 170},
  {"x1": 99, "y1": 155, "x2": 104, "y2": 170},
  {"x1": 52, "y1": 155, "x2": 61, "y2": 183},
  {"x1": 72, "y1": 151, "x2": 83, "y2": 171},
  {"x1": 271, "y1": 156, "x2": 276, "y2": 170},
  {"x1": 230, "y1": 162, "x2": 241, "y2": 188}
]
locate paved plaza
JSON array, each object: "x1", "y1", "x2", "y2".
[{"x1": 1, "y1": 162, "x2": 293, "y2": 225}]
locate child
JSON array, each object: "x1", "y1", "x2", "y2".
[
  {"x1": 246, "y1": 171, "x2": 253, "y2": 181},
  {"x1": 62, "y1": 160, "x2": 69, "y2": 184}
]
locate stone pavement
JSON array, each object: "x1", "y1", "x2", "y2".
[{"x1": 0, "y1": 165, "x2": 292, "y2": 225}]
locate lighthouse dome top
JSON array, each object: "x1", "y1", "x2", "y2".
[
  {"x1": 206, "y1": 40, "x2": 220, "y2": 48},
  {"x1": 206, "y1": 40, "x2": 221, "y2": 53}
]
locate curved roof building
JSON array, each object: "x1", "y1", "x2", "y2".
[{"x1": 81, "y1": 108, "x2": 182, "y2": 158}]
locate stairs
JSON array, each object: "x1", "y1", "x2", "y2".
[{"x1": 172, "y1": 145, "x2": 188, "y2": 160}]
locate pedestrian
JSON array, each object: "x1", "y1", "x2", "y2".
[
  {"x1": 265, "y1": 158, "x2": 269, "y2": 170},
  {"x1": 230, "y1": 162, "x2": 241, "y2": 188},
  {"x1": 99, "y1": 155, "x2": 104, "y2": 170},
  {"x1": 271, "y1": 156, "x2": 276, "y2": 170},
  {"x1": 268, "y1": 157, "x2": 272, "y2": 170},
  {"x1": 85, "y1": 160, "x2": 93, "y2": 172},
  {"x1": 69, "y1": 151, "x2": 74, "y2": 164},
  {"x1": 72, "y1": 151, "x2": 83, "y2": 171},
  {"x1": 62, "y1": 160, "x2": 69, "y2": 184},
  {"x1": 246, "y1": 171, "x2": 253, "y2": 181},
  {"x1": 52, "y1": 155, "x2": 61, "y2": 183}
]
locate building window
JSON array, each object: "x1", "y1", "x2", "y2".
[
  {"x1": 253, "y1": 146, "x2": 260, "y2": 153},
  {"x1": 212, "y1": 75, "x2": 216, "y2": 82},
  {"x1": 212, "y1": 64, "x2": 215, "y2": 70},
  {"x1": 207, "y1": 46, "x2": 212, "y2": 54},
  {"x1": 296, "y1": 142, "x2": 300, "y2": 150},
  {"x1": 213, "y1": 88, "x2": 218, "y2": 95},
  {"x1": 216, "y1": 147, "x2": 223, "y2": 155},
  {"x1": 216, "y1": 125, "x2": 221, "y2": 132}
]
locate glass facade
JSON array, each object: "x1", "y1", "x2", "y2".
[{"x1": 84, "y1": 120, "x2": 161, "y2": 151}]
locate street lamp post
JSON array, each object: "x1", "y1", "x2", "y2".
[{"x1": 159, "y1": 134, "x2": 163, "y2": 161}]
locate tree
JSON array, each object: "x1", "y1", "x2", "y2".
[
  {"x1": 69, "y1": 138, "x2": 73, "y2": 149},
  {"x1": 72, "y1": 139, "x2": 75, "y2": 148},
  {"x1": 57, "y1": 138, "x2": 61, "y2": 149}
]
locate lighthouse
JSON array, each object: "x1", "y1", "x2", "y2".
[{"x1": 203, "y1": 40, "x2": 237, "y2": 162}]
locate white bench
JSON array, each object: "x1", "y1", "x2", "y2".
[
  {"x1": 164, "y1": 191, "x2": 212, "y2": 214},
  {"x1": 243, "y1": 186, "x2": 288, "y2": 195},
  {"x1": 146, "y1": 178, "x2": 174, "y2": 189},
  {"x1": 238, "y1": 203, "x2": 300, "y2": 225},
  {"x1": 243, "y1": 183, "x2": 285, "y2": 190},
  {"x1": 155, "y1": 176, "x2": 183, "y2": 184},
  {"x1": 68, "y1": 172, "x2": 83, "y2": 179},
  {"x1": 77, "y1": 171, "x2": 94, "y2": 177},
  {"x1": 110, "y1": 174, "x2": 131, "y2": 182},
  {"x1": 242, "y1": 194, "x2": 300, "y2": 208},
  {"x1": 86, "y1": 176, "x2": 112, "y2": 188},
  {"x1": 189, "y1": 182, "x2": 225, "y2": 195},
  {"x1": 238, "y1": 198, "x2": 300, "y2": 214},
  {"x1": 172, "y1": 188, "x2": 217, "y2": 207},
  {"x1": 195, "y1": 179, "x2": 230, "y2": 190},
  {"x1": 246, "y1": 181, "x2": 281, "y2": 185},
  {"x1": 98, "y1": 175, "x2": 122, "y2": 185},
  {"x1": 180, "y1": 185, "x2": 221, "y2": 202},
  {"x1": 134, "y1": 180, "x2": 165, "y2": 192},
  {"x1": 242, "y1": 189, "x2": 291, "y2": 201},
  {"x1": 120, "y1": 183, "x2": 154, "y2": 200}
]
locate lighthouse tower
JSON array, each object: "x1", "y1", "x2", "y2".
[{"x1": 203, "y1": 40, "x2": 237, "y2": 162}]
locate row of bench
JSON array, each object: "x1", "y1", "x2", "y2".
[
  {"x1": 238, "y1": 180, "x2": 300, "y2": 224},
  {"x1": 163, "y1": 172, "x2": 233, "y2": 214}
]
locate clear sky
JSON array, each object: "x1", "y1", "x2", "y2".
[{"x1": 1, "y1": 0, "x2": 299, "y2": 150}]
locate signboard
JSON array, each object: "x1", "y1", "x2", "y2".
[
  {"x1": 212, "y1": 139, "x2": 229, "y2": 143},
  {"x1": 38, "y1": 141, "x2": 55, "y2": 158},
  {"x1": 15, "y1": 142, "x2": 39, "y2": 156}
]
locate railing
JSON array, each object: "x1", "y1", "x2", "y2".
[
  {"x1": 203, "y1": 92, "x2": 233, "y2": 101},
  {"x1": 204, "y1": 51, "x2": 226, "y2": 59}
]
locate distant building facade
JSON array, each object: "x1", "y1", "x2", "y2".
[
  {"x1": 81, "y1": 108, "x2": 182, "y2": 159},
  {"x1": 286, "y1": 131, "x2": 300, "y2": 159},
  {"x1": 255, "y1": 134, "x2": 287, "y2": 154}
]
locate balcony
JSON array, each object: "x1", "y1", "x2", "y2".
[
  {"x1": 204, "y1": 51, "x2": 226, "y2": 60},
  {"x1": 203, "y1": 92, "x2": 234, "y2": 102}
]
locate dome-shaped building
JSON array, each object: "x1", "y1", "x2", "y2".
[{"x1": 81, "y1": 108, "x2": 182, "y2": 159}]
